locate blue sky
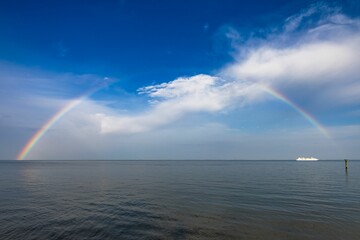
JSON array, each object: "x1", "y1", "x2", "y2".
[{"x1": 0, "y1": 0, "x2": 360, "y2": 160}]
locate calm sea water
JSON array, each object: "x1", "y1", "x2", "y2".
[{"x1": 0, "y1": 160, "x2": 359, "y2": 240}]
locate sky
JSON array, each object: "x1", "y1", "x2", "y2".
[{"x1": 0, "y1": 0, "x2": 360, "y2": 160}]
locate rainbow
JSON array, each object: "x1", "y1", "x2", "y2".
[
  {"x1": 17, "y1": 80, "x2": 113, "y2": 160},
  {"x1": 17, "y1": 98, "x2": 86, "y2": 160},
  {"x1": 17, "y1": 81, "x2": 330, "y2": 160},
  {"x1": 261, "y1": 85, "x2": 330, "y2": 138}
]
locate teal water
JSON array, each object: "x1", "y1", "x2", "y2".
[{"x1": 0, "y1": 160, "x2": 359, "y2": 240}]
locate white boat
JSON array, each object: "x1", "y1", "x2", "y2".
[{"x1": 296, "y1": 157, "x2": 319, "y2": 161}]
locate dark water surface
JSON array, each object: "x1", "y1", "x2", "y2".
[{"x1": 0, "y1": 160, "x2": 359, "y2": 240}]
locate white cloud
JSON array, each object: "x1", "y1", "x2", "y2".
[
  {"x1": 222, "y1": 12, "x2": 360, "y2": 109},
  {"x1": 98, "y1": 5, "x2": 360, "y2": 134},
  {"x1": 3, "y1": 3, "x2": 360, "y2": 160},
  {"x1": 224, "y1": 36, "x2": 360, "y2": 86},
  {"x1": 99, "y1": 74, "x2": 256, "y2": 134}
]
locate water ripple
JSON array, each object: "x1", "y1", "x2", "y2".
[{"x1": 0, "y1": 160, "x2": 359, "y2": 239}]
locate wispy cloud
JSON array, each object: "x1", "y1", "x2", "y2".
[{"x1": 0, "y1": 61, "x2": 111, "y2": 128}]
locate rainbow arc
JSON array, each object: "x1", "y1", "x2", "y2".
[
  {"x1": 17, "y1": 80, "x2": 112, "y2": 160},
  {"x1": 260, "y1": 85, "x2": 330, "y2": 138},
  {"x1": 17, "y1": 83, "x2": 330, "y2": 160}
]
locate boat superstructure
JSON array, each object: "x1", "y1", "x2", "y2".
[{"x1": 296, "y1": 157, "x2": 319, "y2": 161}]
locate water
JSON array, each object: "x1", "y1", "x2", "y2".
[{"x1": 0, "y1": 160, "x2": 359, "y2": 240}]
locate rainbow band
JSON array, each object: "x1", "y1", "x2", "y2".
[
  {"x1": 17, "y1": 80, "x2": 113, "y2": 160},
  {"x1": 261, "y1": 85, "x2": 330, "y2": 138},
  {"x1": 17, "y1": 98, "x2": 84, "y2": 160},
  {"x1": 17, "y1": 82, "x2": 330, "y2": 160}
]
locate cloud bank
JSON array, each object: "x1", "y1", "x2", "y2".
[
  {"x1": 97, "y1": 3, "x2": 360, "y2": 134},
  {"x1": 100, "y1": 74, "x2": 259, "y2": 133}
]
